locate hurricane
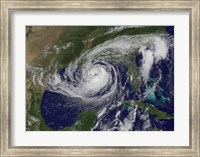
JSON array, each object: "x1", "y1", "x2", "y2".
[{"x1": 39, "y1": 31, "x2": 173, "y2": 131}]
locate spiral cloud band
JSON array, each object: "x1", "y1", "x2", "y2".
[
  {"x1": 40, "y1": 32, "x2": 174, "y2": 131},
  {"x1": 46, "y1": 35, "x2": 171, "y2": 101}
]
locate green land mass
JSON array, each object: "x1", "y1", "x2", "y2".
[
  {"x1": 59, "y1": 110, "x2": 97, "y2": 131},
  {"x1": 120, "y1": 101, "x2": 173, "y2": 120}
]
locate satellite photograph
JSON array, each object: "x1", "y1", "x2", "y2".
[{"x1": 26, "y1": 26, "x2": 174, "y2": 131}]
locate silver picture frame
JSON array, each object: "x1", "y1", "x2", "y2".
[{"x1": 0, "y1": 0, "x2": 199, "y2": 156}]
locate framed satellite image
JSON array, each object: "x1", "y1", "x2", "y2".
[{"x1": 1, "y1": 0, "x2": 199, "y2": 156}]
